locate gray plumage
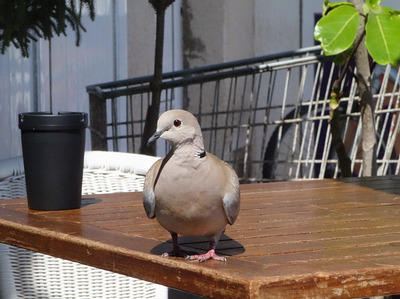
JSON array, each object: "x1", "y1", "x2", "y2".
[{"x1": 143, "y1": 109, "x2": 240, "y2": 262}]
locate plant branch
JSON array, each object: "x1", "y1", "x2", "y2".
[
  {"x1": 333, "y1": 29, "x2": 365, "y2": 91},
  {"x1": 349, "y1": 0, "x2": 377, "y2": 176},
  {"x1": 140, "y1": 0, "x2": 175, "y2": 155},
  {"x1": 328, "y1": 11, "x2": 366, "y2": 178}
]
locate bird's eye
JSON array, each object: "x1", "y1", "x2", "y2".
[{"x1": 173, "y1": 119, "x2": 182, "y2": 127}]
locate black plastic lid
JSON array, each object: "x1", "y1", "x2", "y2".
[{"x1": 19, "y1": 112, "x2": 88, "y2": 131}]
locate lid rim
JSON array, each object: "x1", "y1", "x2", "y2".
[{"x1": 19, "y1": 112, "x2": 88, "y2": 131}]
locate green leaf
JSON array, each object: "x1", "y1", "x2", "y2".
[
  {"x1": 314, "y1": 5, "x2": 360, "y2": 56},
  {"x1": 366, "y1": 8, "x2": 400, "y2": 65},
  {"x1": 323, "y1": 1, "x2": 353, "y2": 16},
  {"x1": 365, "y1": 0, "x2": 382, "y2": 12},
  {"x1": 323, "y1": 0, "x2": 330, "y2": 16}
]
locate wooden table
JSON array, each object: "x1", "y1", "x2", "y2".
[{"x1": 1, "y1": 176, "x2": 400, "y2": 298}]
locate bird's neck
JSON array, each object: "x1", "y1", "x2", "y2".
[{"x1": 171, "y1": 136, "x2": 206, "y2": 160}]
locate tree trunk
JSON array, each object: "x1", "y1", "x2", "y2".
[
  {"x1": 349, "y1": 0, "x2": 377, "y2": 176},
  {"x1": 140, "y1": 0, "x2": 174, "y2": 155},
  {"x1": 330, "y1": 99, "x2": 352, "y2": 177}
]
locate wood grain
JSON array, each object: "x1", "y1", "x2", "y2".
[{"x1": 1, "y1": 176, "x2": 400, "y2": 298}]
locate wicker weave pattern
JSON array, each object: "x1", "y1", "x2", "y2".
[
  {"x1": 9, "y1": 250, "x2": 158, "y2": 298},
  {"x1": 0, "y1": 174, "x2": 26, "y2": 200},
  {"x1": 0, "y1": 151, "x2": 165, "y2": 299},
  {"x1": 82, "y1": 170, "x2": 145, "y2": 195}
]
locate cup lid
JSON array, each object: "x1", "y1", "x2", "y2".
[{"x1": 19, "y1": 112, "x2": 88, "y2": 131}]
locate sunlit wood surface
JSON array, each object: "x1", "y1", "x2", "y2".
[{"x1": 1, "y1": 176, "x2": 400, "y2": 298}]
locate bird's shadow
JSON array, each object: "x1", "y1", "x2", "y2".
[{"x1": 150, "y1": 233, "x2": 245, "y2": 257}]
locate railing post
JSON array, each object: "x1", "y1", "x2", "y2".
[{"x1": 89, "y1": 93, "x2": 108, "y2": 151}]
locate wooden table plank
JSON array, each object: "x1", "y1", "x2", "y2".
[{"x1": 1, "y1": 176, "x2": 400, "y2": 298}]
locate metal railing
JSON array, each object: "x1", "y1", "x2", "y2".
[{"x1": 87, "y1": 46, "x2": 400, "y2": 182}]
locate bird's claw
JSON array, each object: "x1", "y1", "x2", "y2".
[{"x1": 185, "y1": 249, "x2": 226, "y2": 262}]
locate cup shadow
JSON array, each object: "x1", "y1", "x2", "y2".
[{"x1": 81, "y1": 197, "x2": 102, "y2": 207}]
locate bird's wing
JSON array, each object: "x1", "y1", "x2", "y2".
[
  {"x1": 210, "y1": 156, "x2": 240, "y2": 225},
  {"x1": 142, "y1": 158, "x2": 163, "y2": 219},
  {"x1": 223, "y1": 193, "x2": 240, "y2": 225}
]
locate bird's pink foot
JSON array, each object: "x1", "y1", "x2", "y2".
[{"x1": 185, "y1": 249, "x2": 226, "y2": 262}]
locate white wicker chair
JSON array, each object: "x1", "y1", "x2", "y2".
[{"x1": 0, "y1": 151, "x2": 166, "y2": 299}]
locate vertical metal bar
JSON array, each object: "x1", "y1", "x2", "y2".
[
  {"x1": 125, "y1": 94, "x2": 129, "y2": 152},
  {"x1": 221, "y1": 75, "x2": 235, "y2": 161},
  {"x1": 312, "y1": 63, "x2": 334, "y2": 178},
  {"x1": 350, "y1": 118, "x2": 363, "y2": 176},
  {"x1": 280, "y1": 68, "x2": 298, "y2": 177},
  {"x1": 210, "y1": 80, "x2": 220, "y2": 154},
  {"x1": 229, "y1": 76, "x2": 239, "y2": 165},
  {"x1": 317, "y1": 62, "x2": 339, "y2": 179},
  {"x1": 243, "y1": 73, "x2": 259, "y2": 181},
  {"x1": 112, "y1": 0, "x2": 118, "y2": 82},
  {"x1": 259, "y1": 71, "x2": 277, "y2": 178},
  {"x1": 127, "y1": 94, "x2": 135, "y2": 152},
  {"x1": 375, "y1": 65, "x2": 391, "y2": 160},
  {"x1": 291, "y1": 64, "x2": 309, "y2": 178},
  {"x1": 111, "y1": 98, "x2": 118, "y2": 151},
  {"x1": 383, "y1": 108, "x2": 400, "y2": 174},
  {"x1": 48, "y1": 40, "x2": 53, "y2": 113},
  {"x1": 32, "y1": 41, "x2": 40, "y2": 112},
  {"x1": 234, "y1": 74, "x2": 248, "y2": 171},
  {"x1": 247, "y1": 72, "x2": 263, "y2": 179},
  {"x1": 380, "y1": 67, "x2": 400, "y2": 175},
  {"x1": 197, "y1": 83, "x2": 203, "y2": 125},
  {"x1": 89, "y1": 94, "x2": 108, "y2": 151}
]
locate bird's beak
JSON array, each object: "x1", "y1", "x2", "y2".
[{"x1": 147, "y1": 130, "x2": 163, "y2": 146}]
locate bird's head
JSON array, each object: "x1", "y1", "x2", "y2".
[{"x1": 148, "y1": 110, "x2": 204, "y2": 150}]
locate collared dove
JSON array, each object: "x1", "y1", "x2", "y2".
[{"x1": 143, "y1": 109, "x2": 240, "y2": 262}]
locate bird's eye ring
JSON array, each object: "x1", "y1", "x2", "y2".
[{"x1": 173, "y1": 119, "x2": 182, "y2": 127}]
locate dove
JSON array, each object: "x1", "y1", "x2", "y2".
[{"x1": 143, "y1": 109, "x2": 240, "y2": 262}]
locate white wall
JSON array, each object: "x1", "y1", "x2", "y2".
[
  {"x1": 0, "y1": 0, "x2": 128, "y2": 160},
  {"x1": 0, "y1": 0, "x2": 182, "y2": 160},
  {"x1": 0, "y1": 51, "x2": 32, "y2": 160},
  {"x1": 255, "y1": 0, "x2": 301, "y2": 56},
  {"x1": 127, "y1": 1, "x2": 182, "y2": 77}
]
